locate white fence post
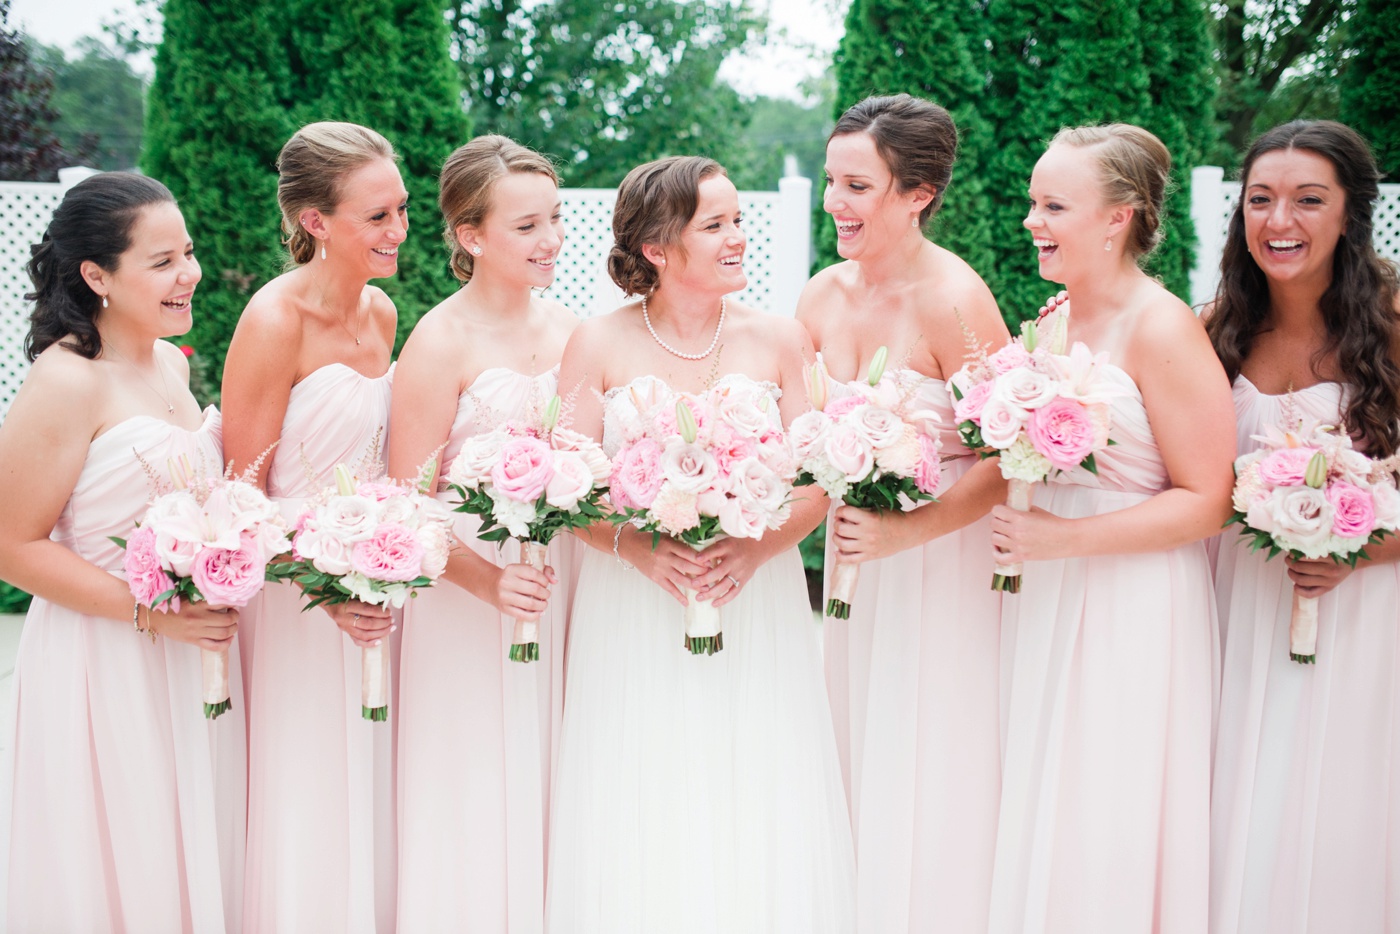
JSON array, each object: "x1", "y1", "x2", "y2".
[
  {"x1": 1190, "y1": 165, "x2": 1228, "y2": 309},
  {"x1": 768, "y1": 175, "x2": 812, "y2": 317}
]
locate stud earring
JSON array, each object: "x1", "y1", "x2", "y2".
[
  {"x1": 102, "y1": 295, "x2": 108, "y2": 308},
  {"x1": 1104, "y1": 237, "x2": 1113, "y2": 252},
  {"x1": 471, "y1": 246, "x2": 482, "y2": 256},
  {"x1": 321, "y1": 242, "x2": 327, "y2": 261}
]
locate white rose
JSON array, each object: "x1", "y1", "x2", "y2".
[
  {"x1": 145, "y1": 491, "x2": 205, "y2": 576},
  {"x1": 990, "y1": 366, "x2": 1058, "y2": 412},
  {"x1": 788, "y1": 410, "x2": 831, "y2": 462},
  {"x1": 661, "y1": 442, "x2": 720, "y2": 495},
  {"x1": 551, "y1": 427, "x2": 612, "y2": 482},
  {"x1": 1334, "y1": 447, "x2": 1373, "y2": 486},
  {"x1": 1370, "y1": 480, "x2": 1400, "y2": 531},
  {"x1": 719, "y1": 396, "x2": 770, "y2": 439},
  {"x1": 1256, "y1": 486, "x2": 1334, "y2": 555},
  {"x1": 254, "y1": 520, "x2": 293, "y2": 563},
  {"x1": 824, "y1": 423, "x2": 875, "y2": 483},
  {"x1": 717, "y1": 496, "x2": 768, "y2": 539},
  {"x1": 492, "y1": 496, "x2": 538, "y2": 539},
  {"x1": 224, "y1": 480, "x2": 281, "y2": 528},
  {"x1": 320, "y1": 495, "x2": 378, "y2": 543},
  {"x1": 376, "y1": 494, "x2": 417, "y2": 528},
  {"x1": 725, "y1": 457, "x2": 787, "y2": 516},
  {"x1": 873, "y1": 424, "x2": 921, "y2": 477},
  {"x1": 998, "y1": 436, "x2": 1052, "y2": 484},
  {"x1": 544, "y1": 451, "x2": 595, "y2": 511},
  {"x1": 416, "y1": 523, "x2": 451, "y2": 579},
  {"x1": 978, "y1": 396, "x2": 1029, "y2": 450},
  {"x1": 849, "y1": 404, "x2": 905, "y2": 449},
  {"x1": 294, "y1": 526, "x2": 354, "y2": 576},
  {"x1": 446, "y1": 431, "x2": 507, "y2": 489}
]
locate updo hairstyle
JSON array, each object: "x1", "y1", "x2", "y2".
[
  {"x1": 24, "y1": 172, "x2": 175, "y2": 361},
  {"x1": 830, "y1": 93, "x2": 958, "y2": 226},
  {"x1": 607, "y1": 156, "x2": 725, "y2": 297},
  {"x1": 1051, "y1": 124, "x2": 1172, "y2": 258},
  {"x1": 439, "y1": 135, "x2": 559, "y2": 283},
  {"x1": 277, "y1": 122, "x2": 397, "y2": 265}
]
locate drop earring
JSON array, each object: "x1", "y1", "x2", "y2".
[
  {"x1": 912, "y1": 217, "x2": 919, "y2": 228},
  {"x1": 1104, "y1": 237, "x2": 1113, "y2": 251},
  {"x1": 102, "y1": 295, "x2": 108, "y2": 308},
  {"x1": 321, "y1": 241, "x2": 327, "y2": 261}
]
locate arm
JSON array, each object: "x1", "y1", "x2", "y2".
[
  {"x1": 220, "y1": 295, "x2": 300, "y2": 485},
  {"x1": 0, "y1": 354, "x2": 235, "y2": 649},
  {"x1": 991, "y1": 300, "x2": 1236, "y2": 562}
]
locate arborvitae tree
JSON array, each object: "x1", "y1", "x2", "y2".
[
  {"x1": 1138, "y1": 0, "x2": 1215, "y2": 303},
  {"x1": 287, "y1": 0, "x2": 470, "y2": 347},
  {"x1": 1340, "y1": 0, "x2": 1400, "y2": 181},
  {"x1": 823, "y1": 0, "x2": 996, "y2": 285},
  {"x1": 0, "y1": 0, "x2": 77, "y2": 180},
  {"x1": 142, "y1": 0, "x2": 294, "y2": 386}
]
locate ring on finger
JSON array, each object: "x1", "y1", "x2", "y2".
[{"x1": 727, "y1": 574, "x2": 741, "y2": 588}]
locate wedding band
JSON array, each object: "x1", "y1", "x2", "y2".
[
  {"x1": 727, "y1": 575, "x2": 741, "y2": 588},
  {"x1": 353, "y1": 613, "x2": 360, "y2": 621}
]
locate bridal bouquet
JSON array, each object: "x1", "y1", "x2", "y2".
[
  {"x1": 789, "y1": 348, "x2": 943, "y2": 619},
  {"x1": 115, "y1": 451, "x2": 290, "y2": 719},
  {"x1": 609, "y1": 380, "x2": 795, "y2": 655},
  {"x1": 445, "y1": 394, "x2": 610, "y2": 662},
  {"x1": 1228, "y1": 412, "x2": 1400, "y2": 663},
  {"x1": 276, "y1": 464, "x2": 454, "y2": 720},
  {"x1": 948, "y1": 309, "x2": 1116, "y2": 592}
]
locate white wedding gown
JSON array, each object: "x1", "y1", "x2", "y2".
[{"x1": 544, "y1": 374, "x2": 856, "y2": 934}]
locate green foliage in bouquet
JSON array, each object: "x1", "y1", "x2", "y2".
[{"x1": 451, "y1": 484, "x2": 608, "y2": 547}]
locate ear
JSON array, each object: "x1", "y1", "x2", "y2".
[
  {"x1": 1106, "y1": 204, "x2": 1135, "y2": 239},
  {"x1": 455, "y1": 224, "x2": 480, "y2": 254},
  {"x1": 906, "y1": 183, "x2": 936, "y2": 216},
  {"x1": 299, "y1": 207, "x2": 330, "y2": 242},
  {"x1": 78, "y1": 259, "x2": 110, "y2": 299},
  {"x1": 640, "y1": 242, "x2": 666, "y2": 269}
]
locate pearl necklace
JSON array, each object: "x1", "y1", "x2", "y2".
[{"x1": 641, "y1": 295, "x2": 726, "y2": 361}]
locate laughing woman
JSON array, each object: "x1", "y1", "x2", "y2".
[
  {"x1": 221, "y1": 122, "x2": 405, "y2": 932},
  {"x1": 0, "y1": 174, "x2": 245, "y2": 932},
  {"x1": 1207, "y1": 121, "x2": 1400, "y2": 934},
  {"x1": 988, "y1": 125, "x2": 1234, "y2": 933}
]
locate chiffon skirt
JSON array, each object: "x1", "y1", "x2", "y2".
[{"x1": 545, "y1": 547, "x2": 856, "y2": 934}]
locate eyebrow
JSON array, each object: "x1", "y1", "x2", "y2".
[
  {"x1": 507, "y1": 204, "x2": 561, "y2": 222},
  {"x1": 146, "y1": 242, "x2": 193, "y2": 259},
  {"x1": 825, "y1": 168, "x2": 873, "y2": 181},
  {"x1": 1247, "y1": 182, "x2": 1332, "y2": 191}
]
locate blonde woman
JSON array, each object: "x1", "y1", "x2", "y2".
[
  {"x1": 221, "y1": 122, "x2": 405, "y2": 932},
  {"x1": 387, "y1": 135, "x2": 575, "y2": 932}
]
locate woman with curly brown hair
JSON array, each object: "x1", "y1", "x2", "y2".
[{"x1": 1207, "y1": 120, "x2": 1400, "y2": 934}]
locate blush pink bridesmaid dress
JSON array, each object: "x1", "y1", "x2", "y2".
[
  {"x1": 395, "y1": 366, "x2": 575, "y2": 933},
  {"x1": 822, "y1": 368, "x2": 1002, "y2": 934},
  {"x1": 1212, "y1": 376, "x2": 1400, "y2": 934},
  {"x1": 1, "y1": 408, "x2": 246, "y2": 933},
  {"x1": 989, "y1": 363, "x2": 1216, "y2": 934},
  {"x1": 240, "y1": 363, "x2": 395, "y2": 933}
]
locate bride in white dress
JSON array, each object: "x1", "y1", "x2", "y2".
[{"x1": 545, "y1": 156, "x2": 856, "y2": 933}]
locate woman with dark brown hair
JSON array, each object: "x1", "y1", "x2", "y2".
[
  {"x1": 1207, "y1": 120, "x2": 1400, "y2": 934},
  {"x1": 544, "y1": 155, "x2": 855, "y2": 932}
]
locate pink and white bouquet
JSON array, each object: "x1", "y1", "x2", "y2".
[
  {"x1": 609, "y1": 379, "x2": 795, "y2": 655},
  {"x1": 789, "y1": 347, "x2": 943, "y2": 619},
  {"x1": 1228, "y1": 412, "x2": 1400, "y2": 663},
  {"x1": 276, "y1": 463, "x2": 454, "y2": 720},
  {"x1": 114, "y1": 452, "x2": 290, "y2": 719},
  {"x1": 445, "y1": 394, "x2": 610, "y2": 662},
  {"x1": 948, "y1": 309, "x2": 1116, "y2": 592}
]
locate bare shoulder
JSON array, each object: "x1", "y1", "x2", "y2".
[
  {"x1": 923, "y1": 247, "x2": 1000, "y2": 327},
  {"x1": 1133, "y1": 283, "x2": 1204, "y2": 344},
  {"x1": 10, "y1": 343, "x2": 102, "y2": 433},
  {"x1": 796, "y1": 261, "x2": 856, "y2": 327},
  {"x1": 397, "y1": 299, "x2": 461, "y2": 363},
  {"x1": 233, "y1": 277, "x2": 305, "y2": 346},
  {"x1": 155, "y1": 338, "x2": 192, "y2": 382},
  {"x1": 539, "y1": 296, "x2": 580, "y2": 326}
]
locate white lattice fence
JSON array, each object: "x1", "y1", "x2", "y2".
[
  {"x1": 0, "y1": 174, "x2": 813, "y2": 419},
  {"x1": 1190, "y1": 165, "x2": 1400, "y2": 307}
]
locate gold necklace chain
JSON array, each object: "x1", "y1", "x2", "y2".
[
  {"x1": 103, "y1": 342, "x2": 176, "y2": 415},
  {"x1": 334, "y1": 301, "x2": 363, "y2": 346}
]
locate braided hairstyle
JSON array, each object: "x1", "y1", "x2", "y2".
[{"x1": 1051, "y1": 124, "x2": 1172, "y2": 259}]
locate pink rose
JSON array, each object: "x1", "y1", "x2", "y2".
[
  {"x1": 490, "y1": 437, "x2": 555, "y2": 503},
  {"x1": 661, "y1": 441, "x2": 720, "y2": 494},
  {"x1": 544, "y1": 451, "x2": 596, "y2": 511},
  {"x1": 1251, "y1": 486, "x2": 1333, "y2": 555},
  {"x1": 124, "y1": 525, "x2": 176, "y2": 608},
  {"x1": 989, "y1": 342, "x2": 1031, "y2": 374},
  {"x1": 351, "y1": 523, "x2": 425, "y2": 582},
  {"x1": 713, "y1": 434, "x2": 758, "y2": 474},
  {"x1": 191, "y1": 535, "x2": 266, "y2": 607},
  {"x1": 1328, "y1": 482, "x2": 1376, "y2": 539},
  {"x1": 824, "y1": 423, "x2": 875, "y2": 482},
  {"x1": 1257, "y1": 447, "x2": 1315, "y2": 487},
  {"x1": 1026, "y1": 397, "x2": 1096, "y2": 470},
  {"x1": 953, "y1": 380, "x2": 993, "y2": 425},
  {"x1": 788, "y1": 410, "x2": 831, "y2": 462},
  {"x1": 551, "y1": 427, "x2": 611, "y2": 481},
  {"x1": 609, "y1": 437, "x2": 665, "y2": 510},
  {"x1": 1373, "y1": 481, "x2": 1400, "y2": 531},
  {"x1": 717, "y1": 496, "x2": 768, "y2": 539},
  {"x1": 824, "y1": 394, "x2": 863, "y2": 418},
  {"x1": 977, "y1": 396, "x2": 1027, "y2": 449},
  {"x1": 915, "y1": 434, "x2": 942, "y2": 495},
  {"x1": 849, "y1": 404, "x2": 904, "y2": 449}
]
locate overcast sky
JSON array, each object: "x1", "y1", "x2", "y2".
[{"x1": 9, "y1": 0, "x2": 844, "y2": 103}]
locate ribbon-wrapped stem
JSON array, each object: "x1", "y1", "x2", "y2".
[
  {"x1": 684, "y1": 538, "x2": 723, "y2": 655},
  {"x1": 992, "y1": 479, "x2": 1032, "y2": 593},
  {"x1": 1289, "y1": 587, "x2": 1319, "y2": 664},
  {"x1": 362, "y1": 641, "x2": 390, "y2": 721},
  {"x1": 202, "y1": 646, "x2": 231, "y2": 720},
  {"x1": 509, "y1": 540, "x2": 547, "y2": 663},
  {"x1": 826, "y1": 561, "x2": 859, "y2": 620}
]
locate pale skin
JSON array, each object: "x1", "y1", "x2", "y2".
[
  {"x1": 799, "y1": 129, "x2": 1011, "y2": 563},
  {"x1": 1225, "y1": 148, "x2": 1400, "y2": 595},
  {"x1": 387, "y1": 169, "x2": 576, "y2": 620},
  {"x1": 221, "y1": 157, "x2": 406, "y2": 648},
  {"x1": 990, "y1": 141, "x2": 1237, "y2": 564},
  {"x1": 0, "y1": 201, "x2": 236, "y2": 650},
  {"x1": 558, "y1": 172, "x2": 824, "y2": 607}
]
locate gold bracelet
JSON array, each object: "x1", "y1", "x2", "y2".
[{"x1": 132, "y1": 601, "x2": 157, "y2": 643}]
